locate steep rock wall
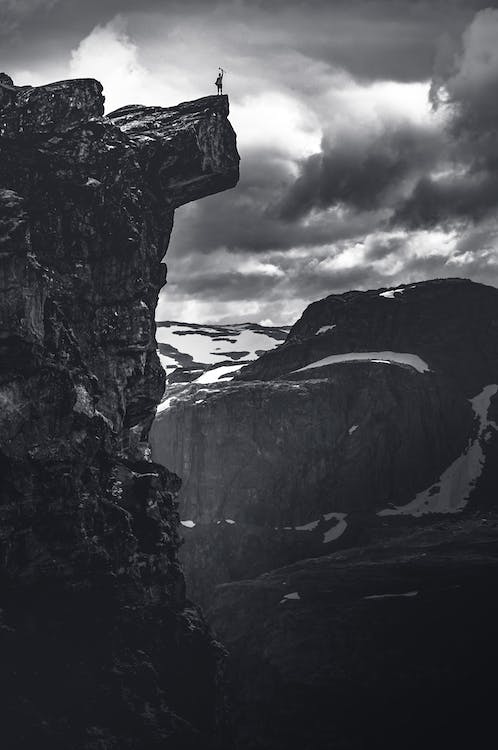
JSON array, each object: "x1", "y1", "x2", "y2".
[
  {"x1": 151, "y1": 279, "x2": 498, "y2": 605},
  {"x1": 152, "y1": 369, "x2": 472, "y2": 524},
  {"x1": 0, "y1": 77, "x2": 239, "y2": 749}
]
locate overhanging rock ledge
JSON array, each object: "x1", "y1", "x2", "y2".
[{"x1": 0, "y1": 77, "x2": 239, "y2": 750}]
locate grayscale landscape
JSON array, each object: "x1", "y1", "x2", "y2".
[{"x1": 1, "y1": 2, "x2": 498, "y2": 748}]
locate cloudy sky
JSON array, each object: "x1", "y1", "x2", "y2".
[{"x1": 3, "y1": 0, "x2": 498, "y2": 324}]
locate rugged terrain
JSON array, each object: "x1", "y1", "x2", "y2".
[
  {"x1": 151, "y1": 279, "x2": 498, "y2": 600},
  {"x1": 151, "y1": 279, "x2": 498, "y2": 748},
  {"x1": 0, "y1": 76, "x2": 239, "y2": 749},
  {"x1": 210, "y1": 516, "x2": 498, "y2": 750},
  {"x1": 155, "y1": 320, "x2": 289, "y2": 385}
]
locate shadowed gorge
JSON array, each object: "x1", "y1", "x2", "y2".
[{"x1": 0, "y1": 77, "x2": 239, "y2": 749}]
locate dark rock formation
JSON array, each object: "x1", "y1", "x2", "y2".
[
  {"x1": 0, "y1": 77, "x2": 239, "y2": 749},
  {"x1": 209, "y1": 518, "x2": 498, "y2": 750}
]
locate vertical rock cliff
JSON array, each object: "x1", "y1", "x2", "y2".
[{"x1": 0, "y1": 77, "x2": 239, "y2": 749}]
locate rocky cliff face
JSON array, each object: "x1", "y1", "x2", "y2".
[
  {"x1": 152, "y1": 371, "x2": 472, "y2": 524},
  {"x1": 0, "y1": 77, "x2": 239, "y2": 749},
  {"x1": 151, "y1": 279, "x2": 498, "y2": 603}
]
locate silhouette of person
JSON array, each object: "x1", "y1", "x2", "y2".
[{"x1": 215, "y1": 68, "x2": 224, "y2": 95}]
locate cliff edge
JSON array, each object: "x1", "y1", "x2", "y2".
[{"x1": 0, "y1": 77, "x2": 239, "y2": 749}]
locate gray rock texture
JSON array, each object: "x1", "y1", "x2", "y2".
[{"x1": 0, "y1": 77, "x2": 239, "y2": 749}]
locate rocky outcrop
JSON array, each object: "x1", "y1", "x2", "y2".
[{"x1": 0, "y1": 76, "x2": 239, "y2": 749}]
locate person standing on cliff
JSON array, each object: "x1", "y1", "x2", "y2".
[{"x1": 215, "y1": 68, "x2": 224, "y2": 95}]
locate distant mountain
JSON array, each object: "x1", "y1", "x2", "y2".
[
  {"x1": 151, "y1": 278, "x2": 498, "y2": 750},
  {"x1": 153, "y1": 279, "x2": 498, "y2": 535},
  {"x1": 155, "y1": 320, "x2": 290, "y2": 386}
]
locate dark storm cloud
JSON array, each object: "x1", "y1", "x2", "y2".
[
  {"x1": 168, "y1": 149, "x2": 382, "y2": 257},
  {"x1": 453, "y1": 220, "x2": 498, "y2": 258},
  {"x1": 0, "y1": 0, "x2": 60, "y2": 35},
  {"x1": 285, "y1": 0, "x2": 493, "y2": 83},
  {"x1": 162, "y1": 223, "x2": 498, "y2": 321},
  {"x1": 4, "y1": 0, "x2": 498, "y2": 322},
  {"x1": 284, "y1": 264, "x2": 381, "y2": 299},
  {"x1": 167, "y1": 270, "x2": 279, "y2": 302},
  {"x1": 278, "y1": 123, "x2": 441, "y2": 221},
  {"x1": 164, "y1": 3, "x2": 498, "y2": 320},
  {"x1": 4, "y1": 0, "x2": 498, "y2": 83},
  {"x1": 392, "y1": 171, "x2": 498, "y2": 229},
  {"x1": 162, "y1": 248, "x2": 384, "y2": 318},
  {"x1": 430, "y1": 9, "x2": 498, "y2": 141},
  {"x1": 0, "y1": 0, "x2": 192, "y2": 63},
  {"x1": 401, "y1": 249, "x2": 498, "y2": 287},
  {"x1": 364, "y1": 235, "x2": 406, "y2": 261},
  {"x1": 392, "y1": 8, "x2": 498, "y2": 230},
  {"x1": 278, "y1": 5, "x2": 498, "y2": 241}
]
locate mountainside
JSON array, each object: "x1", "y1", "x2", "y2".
[
  {"x1": 155, "y1": 320, "x2": 289, "y2": 385},
  {"x1": 238, "y1": 278, "x2": 498, "y2": 395},
  {"x1": 151, "y1": 277, "x2": 498, "y2": 747},
  {"x1": 153, "y1": 370, "x2": 473, "y2": 526},
  {"x1": 151, "y1": 278, "x2": 498, "y2": 596},
  {"x1": 0, "y1": 76, "x2": 239, "y2": 749}
]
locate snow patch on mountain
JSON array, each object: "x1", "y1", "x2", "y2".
[
  {"x1": 156, "y1": 396, "x2": 175, "y2": 414},
  {"x1": 378, "y1": 384, "x2": 498, "y2": 517},
  {"x1": 322, "y1": 512, "x2": 348, "y2": 543},
  {"x1": 193, "y1": 364, "x2": 245, "y2": 384},
  {"x1": 295, "y1": 520, "x2": 320, "y2": 531},
  {"x1": 292, "y1": 351, "x2": 430, "y2": 375},
  {"x1": 364, "y1": 591, "x2": 418, "y2": 600},
  {"x1": 155, "y1": 321, "x2": 290, "y2": 385},
  {"x1": 280, "y1": 592, "x2": 301, "y2": 603},
  {"x1": 156, "y1": 321, "x2": 289, "y2": 367},
  {"x1": 379, "y1": 288, "x2": 404, "y2": 299}
]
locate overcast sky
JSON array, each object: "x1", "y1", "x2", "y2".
[{"x1": 3, "y1": 0, "x2": 498, "y2": 324}]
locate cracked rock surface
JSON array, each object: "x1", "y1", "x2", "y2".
[{"x1": 0, "y1": 77, "x2": 239, "y2": 749}]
